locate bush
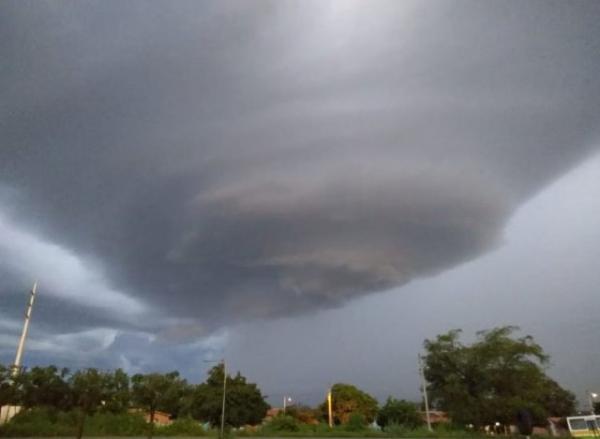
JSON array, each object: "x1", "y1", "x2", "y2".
[
  {"x1": 377, "y1": 398, "x2": 422, "y2": 429},
  {"x1": 84, "y1": 411, "x2": 147, "y2": 435},
  {"x1": 384, "y1": 424, "x2": 409, "y2": 437},
  {"x1": 345, "y1": 413, "x2": 368, "y2": 432},
  {"x1": 0, "y1": 408, "x2": 75, "y2": 437},
  {"x1": 0, "y1": 408, "x2": 150, "y2": 437},
  {"x1": 385, "y1": 423, "x2": 484, "y2": 438},
  {"x1": 311, "y1": 422, "x2": 335, "y2": 434},
  {"x1": 264, "y1": 414, "x2": 301, "y2": 432},
  {"x1": 158, "y1": 417, "x2": 207, "y2": 436}
]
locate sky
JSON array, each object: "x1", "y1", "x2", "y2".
[{"x1": 1, "y1": 0, "x2": 599, "y2": 408}]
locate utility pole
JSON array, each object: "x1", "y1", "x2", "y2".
[
  {"x1": 327, "y1": 389, "x2": 333, "y2": 428},
  {"x1": 13, "y1": 282, "x2": 37, "y2": 377},
  {"x1": 220, "y1": 360, "x2": 227, "y2": 439},
  {"x1": 418, "y1": 354, "x2": 433, "y2": 432},
  {"x1": 283, "y1": 396, "x2": 292, "y2": 414},
  {"x1": 588, "y1": 390, "x2": 598, "y2": 415},
  {"x1": 204, "y1": 358, "x2": 227, "y2": 439}
]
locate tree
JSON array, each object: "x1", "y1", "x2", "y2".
[
  {"x1": 16, "y1": 365, "x2": 71, "y2": 410},
  {"x1": 0, "y1": 364, "x2": 18, "y2": 407},
  {"x1": 377, "y1": 398, "x2": 422, "y2": 429},
  {"x1": 319, "y1": 383, "x2": 378, "y2": 425},
  {"x1": 102, "y1": 368, "x2": 130, "y2": 414},
  {"x1": 70, "y1": 368, "x2": 115, "y2": 439},
  {"x1": 423, "y1": 326, "x2": 576, "y2": 427},
  {"x1": 131, "y1": 371, "x2": 187, "y2": 439},
  {"x1": 538, "y1": 378, "x2": 576, "y2": 417},
  {"x1": 189, "y1": 364, "x2": 269, "y2": 428}
]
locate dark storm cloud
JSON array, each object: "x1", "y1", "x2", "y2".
[{"x1": 1, "y1": 1, "x2": 600, "y2": 335}]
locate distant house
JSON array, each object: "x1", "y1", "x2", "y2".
[
  {"x1": 146, "y1": 410, "x2": 172, "y2": 425},
  {"x1": 420, "y1": 410, "x2": 450, "y2": 424},
  {"x1": 263, "y1": 408, "x2": 281, "y2": 423},
  {"x1": 0, "y1": 406, "x2": 21, "y2": 425},
  {"x1": 129, "y1": 409, "x2": 173, "y2": 425}
]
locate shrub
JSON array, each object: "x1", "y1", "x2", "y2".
[
  {"x1": 264, "y1": 414, "x2": 301, "y2": 432},
  {"x1": 385, "y1": 423, "x2": 484, "y2": 438},
  {"x1": 284, "y1": 405, "x2": 321, "y2": 425},
  {"x1": 345, "y1": 413, "x2": 368, "y2": 432},
  {"x1": 158, "y1": 417, "x2": 207, "y2": 436},
  {"x1": 0, "y1": 408, "x2": 150, "y2": 437},
  {"x1": 84, "y1": 411, "x2": 147, "y2": 435},
  {"x1": 384, "y1": 423, "x2": 408, "y2": 437},
  {"x1": 0, "y1": 408, "x2": 75, "y2": 437},
  {"x1": 377, "y1": 398, "x2": 422, "y2": 429},
  {"x1": 311, "y1": 422, "x2": 334, "y2": 434}
]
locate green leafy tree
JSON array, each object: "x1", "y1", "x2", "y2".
[
  {"x1": 70, "y1": 368, "x2": 116, "y2": 439},
  {"x1": 377, "y1": 398, "x2": 422, "y2": 429},
  {"x1": 423, "y1": 326, "x2": 576, "y2": 427},
  {"x1": 16, "y1": 365, "x2": 72, "y2": 410},
  {"x1": 156, "y1": 376, "x2": 191, "y2": 420},
  {"x1": 189, "y1": 364, "x2": 269, "y2": 427},
  {"x1": 131, "y1": 371, "x2": 187, "y2": 439},
  {"x1": 539, "y1": 378, "x2": 576, "y2": 417},
  {"x1": 0, "y1": 364, "x2": 18, "y2": 407},
  {"x1": 102, "y1": 368, "x2": 131, "y2": 414},
  {"x1": 319, "y1": 383, "x2": 378, "y2": 425}
]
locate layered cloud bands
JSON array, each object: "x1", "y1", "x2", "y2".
[
  {"x1": 1, "y1": 1, "x2": 599, "y2": 334},
  {"x1": 178, "y1": 158, "x2": 511, "y2": 319}
]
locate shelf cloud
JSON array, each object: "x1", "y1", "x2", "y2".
[{"x1": 1, "y1": 0, "x2": 599, "y2": 343}]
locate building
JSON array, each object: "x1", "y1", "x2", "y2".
[
  {"x1": 420, "y1": 410, "x2": 450, "y2": 424},
  {"x1": 0, "y1": 406, "x2": 21, "y2": 425},
  {"x1": 129, "y1": 409, "x2": 173, "y2": 425}
]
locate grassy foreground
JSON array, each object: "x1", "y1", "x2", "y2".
[
  {"x1": 0, "y1": 410, "x2": 487, "y2": 438},
  {"x1": 238, "y1": 426, "x2": 485, "y2": 438},
  {"x1": 0, "y1": 411, "x2": 206, "y2": 437}
]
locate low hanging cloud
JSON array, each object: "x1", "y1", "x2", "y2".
[
  {"x1": 0, "y1": 211, "x2": 145, "y2": 316},
  {"x1": 1, "y1": 1, "x2": 599, "y2": 339}
]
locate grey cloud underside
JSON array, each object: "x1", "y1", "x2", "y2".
[{"x1": 1, "y1": 1, "x2": 600, "y2": 330}]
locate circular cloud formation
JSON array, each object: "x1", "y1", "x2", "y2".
[{"x1": 1, "y1": 1, "x2": 599, "y2": 333}]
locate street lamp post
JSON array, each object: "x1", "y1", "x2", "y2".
[
  {"x1": 221, "y1": 361, "x2": 227, "y2": 439},
  {"x1": 589, "y1": 391, "x2": 598, "y2": 415},
  {"x1": 205, "y1": 359, "x2": 227, "y2": 439},
  {"x1": 327, "y1": 389, "x2": 333, "y2": 428},
  {"x1": 418, "y1": 354, "x2": 433, "y2": 432},
  {"x1": 283, "y1": 396, "x2": 292, "y2": 414}
]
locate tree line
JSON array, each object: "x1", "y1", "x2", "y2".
[
  {"x1": 286, "y1": 327, "x2": 576, "y2": 432},
  {"x1": 1, "y1": 326, "x2": 577, "y2": 437},
  {"x1": 0, "y1": 363, "x2": 268, "y2": 438}
]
